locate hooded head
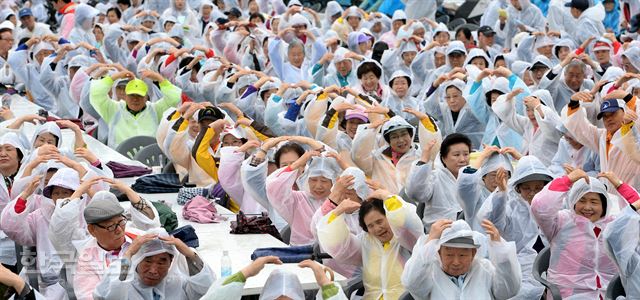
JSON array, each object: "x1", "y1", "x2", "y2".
[
  {"x1": 32, "y1": 122, "x2": 62, "y2": 149},
  {"x1": 324, "y1": 1, "x2": 343, "y2": 26},
  {"x1": 443, "y1": 79, "x2": 467, "y2": 113},
  {"x1": 381, "y1": 116, "x2": 414, "y2": 154},
  {"x1": 299, "y1": 155, "x2": 341, "y2": 199},
  {"x1": 446, "y1": 41, "x2": 467, "y2": 68},
  {"x1": 464, "y1": 48, "x2": 492, "y2": 70},
  {"x1": 553, "y1": 38, "x2": 577, "y2": 61},
  {"x1": 530, "y1": 55, "x2": 553, "y2": 83},
  {"x1": 0, "y1": 132, "x2": 27, "y2": 176},
  {"x1": 484, "y1": 77, "x2": 510, "y2": 106},
  {"x1": 132, "y1": 228, "x2": 179, "y2": 287},
  {"x1": 479, "y1": 152, "x2": 514, "y2": 192},
  {"x1": 356, "y1": 60, "x2": 384, "y2": 93},
  {"x1": 332, "y1": 47, "x2": 354, "y2": 77},
  {"x1": 438, "y1": 220, "x2": 481, "y2": 276},
  {"x1": 337, "y1": 167, "x2": 370, "y2": 203},
  {"x1": 622, "y1": 47, "x2": 640, "y2": 73},
  {"x1": 42, "y1": 167, "x2": 79, "y2": 201},
  {"x1": 259, "y1": 270, "x2": 304, "y2": 300},
  {"x1": 74, "y1": 4, "x2": 100, "y2": 31},
  {"x1": 509, "y1": 156, "x2": 553, "y2": 203},
  {"x1": 567, "y1": 178, "x2": 611, "y2": 222},
  {"x1": 31, "y1": 41, "x2": 55, "y2": 65},
  {"x1": 388, "y1": 70, "x2": 412, "y2": 98}
]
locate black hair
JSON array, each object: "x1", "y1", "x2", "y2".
[
  {"x1": 179, "y1": 56, "x2": 202, "y2": 74},
  {"x1": 456, "y1": 27, "x2": 473, "y2": 41},
  {"x1": 439, "y1": 133, "x2": 472, "y2": 164},
  {"x1": 572, "y1": 193, "x2": 608, "y2": 218},
  {"x1": 358, "y1": 198, "x2": 386, "y2": 232},
  {"x1": 116, "y1": 0, "x2": 131, "y2": 7},
  {"x1": 15, "y1": 149, "x2": 23, "y2": 162},
  {"x1": 0, "y1": 28, "x2": 11, "y2": 35},
  {"x1": 356, "y1": 61, "x2": 382, "y2": 79},
  {"x1": 371, "y1": 41, "x2": 388, "y2": 63},
  {"x1": 484, "y1": 90, "x2": 505, "y2": 107},
  {"x1": 249, "y1": 12, "x2": 265, "y2": 23},
  {"x1": 18, "y1": 37, "x2": 29, "y2": 46},
  {"x1": 107, "y1": 7, "x2": 122, "y2": 19},
  {"x1": 274, "y1": 142, "x2": 305, "y2": 168}
]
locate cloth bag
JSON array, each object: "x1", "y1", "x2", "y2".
[
  {"x1": 106, "y1": 161, "x2": 152, "y2": 178},
  {"x1": 182, "y1": 196, "x2": 227, "y2": 223},
  {"x1": 230, "y1": 211, "x2": 282, "y2": 241}
]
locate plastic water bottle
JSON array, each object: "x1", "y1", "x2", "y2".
[{"x1": 221, "y1": 250, "x2": 232, "y2": 277}]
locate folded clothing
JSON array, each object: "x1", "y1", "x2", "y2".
[
  {"x1": 106, "y1": 161, "x2": 152, "y2": 178},
  {"x1": 182, "y1": 195, "x2": 227, "y2": 223},
  {"x1": 131, "y1": 173, "x2": 182, "y2": 193},
  {"x1": 251, "y1": 245, "x2": 315, "y2": 263}
]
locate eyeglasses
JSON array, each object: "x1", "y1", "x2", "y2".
[
  {"x1": 94, "y1": 217, "x2": 127, "y2": 232},
  {"x1": 0, "y1": 38, "x2": 13, "y2": 42}
]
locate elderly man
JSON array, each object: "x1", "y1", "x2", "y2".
[
  {"x1": 16, "y1": 8, "x2": 52, "y2": 40},
  {"x1": 89, "y1": 69, "x2": 182, "y2": 147},
  {"x1": 93, "y1": 229, "x2": 215, "y2": 300},
  {"x1": 563, "y1": 89, "x2": 640, "y2": 190},
  {"x1": 401, "y1": 219, "x2": 521, "y2": 299},
  {"x1": 538, "y1": 52, "x2": 595, "y2": 113},
  {"x1": 49, "y1": 179, "x2": 161, "y2": 300}
]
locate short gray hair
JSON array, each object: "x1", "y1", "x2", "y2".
[
  {"x1": 287, "y1": 38, "x2": 305, "y2": 56},
  {"x1": 565, "y1": 60, "x2": 587, "y2": 75}
]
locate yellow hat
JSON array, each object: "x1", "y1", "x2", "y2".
[{"x1": 125, "y1": 79, "x2": 148, "y2": 97}]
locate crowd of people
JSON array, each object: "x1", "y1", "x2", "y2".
[{"x1": 0, "y1": 0, "x2": 639, "y2": 298}]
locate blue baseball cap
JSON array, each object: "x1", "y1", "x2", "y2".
[
  {"x1": 18, "y1": 8, "x2": 33, "y2": 18},
  {"x1": 597, "y1": 99, "x2": 626, "y2": 119}
]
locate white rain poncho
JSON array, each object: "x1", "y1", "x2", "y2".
[
  {"x1": 406, "y1": 152, "x2": 462, "y2": 232},
  {"x1": 381, "y1": 70, "x2": 421, "y2": 125},
  {"x1": 0, "y1": 167, "x2": 80, "y2": 299},
  {"x1": 562, "y1": 94, "x2": 640, "y2": 190},
  {"x1": 531, "y1": 176, "x2": 622, "y2": 299},
  {"x1": 161, "y1": 0, "x2": 199, "y2": 34},
  {"x1": 464, "y1": 48, "x2": 493, "y2": 81},
  {"x1": 537, "y1": 61, "x2": 595, "y2": 113},
  {"x1": 317, "y1": 194, "x2": 424, "y2": 300},
  {"x1": 492, "y1": 89, "x2": 563, "y2": 166},
  {"x1": 477, "y1": 155, "x2": 553, "y2": 300},
  {"x1": 311, "y1": 47, "x2": 358, "y2": 88},
  {"x1": 458, "y1": 152, "x2": 514, "y2": 232},
  {"x1": 497, "y1": 0, "x2": 546, "y2": 48},
  {"x1": 68, "y1": 4, "x2": 100, "y2": 51},
  {"x1": 420, "y1": 41, "x2": 468, "y2": 95},
  {"x1": 201, "y1": 268, "x2": 348, "y2": 300},
  {"x1": 402, "y1": 220, "x2": 522, "y2": 299},
  {"x1": 621, "y1": 47, "x2": 640, "y2": 73},
  {"x1": 465, "y1": 76, "x2": 525, "y2": 150},
  {"x1": 0, "y1": 132, "x2": 29, "y2": 266},
  {"x1": 351, "y1": 115, "x2": 441, "y2": 194},
  {"x1": 93, "y1": 228, "x2": 215, "y2": 300},
  {"x1": 424, "y1": 78, "x2": 485, "y2": 150},
  {"x1": 604, "y1": 201, "x2": 640, "y2": 297},
  {"x1": 323, "y1": 1, "x2": 343, "y2": 32}
]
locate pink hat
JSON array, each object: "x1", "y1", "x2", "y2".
[{"x1": 345, "y1": 105, "x2": 368, "y2": 122}]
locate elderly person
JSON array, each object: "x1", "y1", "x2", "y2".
[
  {"x1": 89, "y1": 69, "x2": 182, "y2": 147},
  {"x1": 49, "y1": 179, "x2": 161, "y2": 300},
  {"x1": 538, "y1": 52, "x2": 596, "y2": 113},
  {"x1": 402, "y1": 219, "x2": 521, "y2": 299},
  {"x1": 93, "y1": 229, "x2": 215, "y2": 299}
]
